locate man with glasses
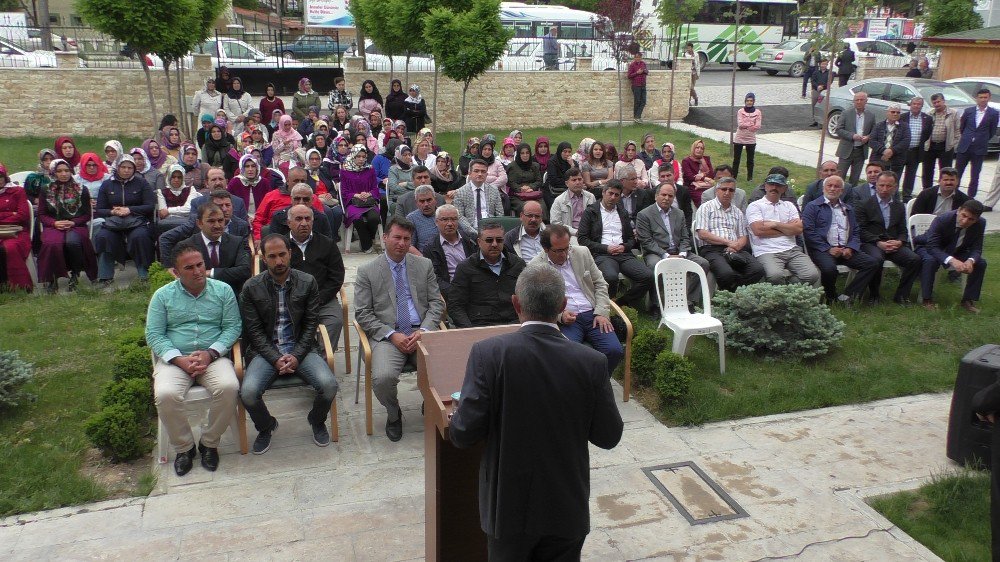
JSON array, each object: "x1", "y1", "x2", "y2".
[
  {"x1": 504, "y1": 200, "x2": 545, "y2": 261},
  {"x1": 693, "y1": 177, "x2": 763, "y2": 291},
  {"x1": 267, "y1": 183, "x2": 334, "y2": 240},
  {"x1": 868, "y1": 103, "x2": 910, "y2": 178},
  {"x1": 578, "y1": 181, "x2": 653, "y2": 310},
  {"x1": 424, "y1": 204, "x2": 477, "y2": 303},
  {"x1": 448, "y1": 221, "x2": 526, "y2": 328}
]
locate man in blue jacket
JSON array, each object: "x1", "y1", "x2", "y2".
[
  {"x1": 955, "y1": 88, "x2": 999, "y2": 197},
  {"x1": 917, "y1": 200, "x2": 987, "y2": 313}
]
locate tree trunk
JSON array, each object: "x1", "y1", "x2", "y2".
[
  {"x1": 404, "y1": 52, "x2": 411, "y2": 93},
  {"x1": 617, "y1": 67, "x2": 623, "y2": 148},
  {"x1": 163, "y1": 63, "x2": 174, "y2": 123},
  {"x1": 815, "y1": 13, "x2": 841, "y2": 175},
  {"x1": 460, "y1": 82, "x2": 468, "y2": 151},
  {"x1": 141, "y1": 54, "x2": 159, "y2": 136},
  {"x1": 177, "y1": 63, "x2": 188, "y2": 138},
  {"x1": 666, "y1": 27, "x2": 677, "y2": 131},
  {"x1": 431, "y1": 65, "x2": 439, "y2": 138},
  {"x1": 729, "y1": 0, "x2": 741, "y2": 152},
  {"x1": 37, "y1": 0, "x2": 52, "y2": 51}
]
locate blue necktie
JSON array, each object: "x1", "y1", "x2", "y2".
[{"x1": 394, "y1": 263, "x2": 413, "y2": 336}]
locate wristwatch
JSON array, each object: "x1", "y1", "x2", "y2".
[{"x1": 207, "y1": 349, "x2": 221, "y2": 362}]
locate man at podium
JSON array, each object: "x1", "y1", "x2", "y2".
[{"x1": 449, "y1": 263, "x2": 624, "y2": 561}]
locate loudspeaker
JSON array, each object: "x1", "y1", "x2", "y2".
[{"x1": 946, "y1": 345, "x2": 1000, "y2": 469}]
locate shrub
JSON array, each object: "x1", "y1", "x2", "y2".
[
  {"x1": 113, "y1": 343, "x2": 152, "y2": 381},
  {"x1": 114, "y1": 325, "x2": 147, "y2": 349},
  {"x1": 712, "y1": 283, "x2": 845, "y2": 359},
  {"x1": 100, "y1": 377, "x2": 152, "y2": 421},
  {"x1": 632, "y1": 330, "x2": 672, "y2": 387},
  {"x1": 0, "y1": 350, "x2": 35, "y2": 409},
  {"x1": 147, "y1": 262, "x2": 175, "y2": 296},
  {"x1": 84, "y1": 403, "x2": 145, "y2": 461},
  {"x1": 653, "y1": 351, "x2": 694, "y2": 402}
]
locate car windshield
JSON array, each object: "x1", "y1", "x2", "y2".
[
  {"x1": 774, "y1": 40, "x2": 801, "y2": 50},
  {"x1": 918, "y1": 85, "x2": 975, "y2": 106}
]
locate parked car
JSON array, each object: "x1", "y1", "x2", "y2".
[
  {"x1": 361, "y1": 41, "x2": 435, "y2": 71},
  {"x1": 820, "y1": 78, "x2": 999, "y2": 152},
  {"x1": 837, "y1": 38, "x2": 912, "y2": 74},
  {"x1": 25, "y1": 28, "x2": 77, "y2": 51},
  {"x1": 758, "y1": 39, "x2": 814, "y2": 77},
  {"x1": 945, "y1": 77, "x2": 1000, "y2": 111},
  {"x1": 0, "y1": 38, "x2": 55, "y2": 68},
  {"x1": 194, "y1": 37, "x2": 301, "y2": 68},
  {"x1": 271, "y1": 35, "x2": 347, "y2": 60}
]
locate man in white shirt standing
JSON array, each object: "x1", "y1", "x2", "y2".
[{"x1": 745, "y1": 174, "x2": 821, "y2": 285}]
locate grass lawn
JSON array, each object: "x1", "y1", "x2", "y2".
[
  {"x1": 870, "y1": 470, "x2": 991, "y2": 561},
  {"x1": 0, "y1": 284, "x2": 151, "y2": 517}
]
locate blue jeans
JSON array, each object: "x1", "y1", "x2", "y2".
[
  {"x1": 560, "y1": 309, "x2": 624, "y2": 375},
  {"x1": 239, "y1": 352, "x2": 339, "y2": 432},
  {"x1": 632, "y1": 86, "x2": 647, "y2": 119},
  {"x1": 97, "y1": 252, "x2": 148, "y2": 280}
]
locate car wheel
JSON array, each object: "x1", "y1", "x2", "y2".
[
  {"x1": 789, "y1": 61, "x2": 805, "y2": 78},
  {"x1": 764, "y1": 69, "x2": 779, "y2": 76},
  {"x1": 737, "y1": 62, "x2": 753, "y2": 71},
  {"x1": 698, "y1": 52, "x2": 708, "y2": 72},
  {"x1": 826, "y1": 110, "x2": 842, "y2": 138},
  {"x1": 282, "y1": 51, "x2": 294, "y2": 60}
]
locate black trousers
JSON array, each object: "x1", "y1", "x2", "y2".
[
  {"x1": 901, "y1": 146, "x2": 923, "y2": 199},
  {"x1": 700, "y1": 245, "x2": 764, "y2": 291},
  {"x1": 732, "y1": 143, "x2": 756, "y2": 182},
  {"x1": 808, "y1": 247, "x2": 880, "y2": 300},
  {"x1": 955, "y1": 151, "x2": 985, "y2": 197},
  {"x1": 488, "y1": 533, "x2": 586, "y2": 562},
  {"x1": 838, "y1": 73, "x2": 851, "y2": 87},
  {"x1": 921, "y1": 141, "x2": 954, "y2": 191},
  {"x1": 860, "y1": 243, "x2": 921, "y2": 300},
  {"x1": 354, "y1": 208, "x2": 381, "y2": 251},
  {"x1": 595, "y1": 253, "x2": 652, "y2": 309}
]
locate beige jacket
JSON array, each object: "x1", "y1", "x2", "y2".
[
  {"x1": 529, "y1": 245, "x2": 610, "y2": 318},
  {"x1": 926, "y1": 106, "x2": 960, "y2": 152}
]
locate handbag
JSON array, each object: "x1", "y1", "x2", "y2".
[
  {"x1": 350, "y1": 195, "x2": 378, "y2": 208},
  {"x1": 103, "y1": 215, "x2": 147, "y2": 231}
]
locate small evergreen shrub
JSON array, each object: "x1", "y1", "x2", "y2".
[
  {"x1": 0, "y1": 350, "x2": 35, "y2": 409},
  {"x1": 113, "y1": 343, "x2": 152, "y2": 381},
  {"x1": 653, "y1": 351, "x2": 694, "y2": 402},
  {"x1": 632, "y1": 330, "x2": 672, "y2": 387},
  {"x1": 84, "y1": 403, "x2": 144, "y2": 461},
  {"x1": 114, "y1": 325, "x2": 147, "y2": 349},
  {"x1": 100, "y1": 378, "x2": 152, "y2": 421},
  {"x1": 147, "y1": 262, "x2": 175, "y2": 296},
  {"x1": 712, "y1": 283, "x2": 845, "y2": 359}
]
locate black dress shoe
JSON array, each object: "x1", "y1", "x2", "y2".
[
  {"x1": 198, "y1": 441, "x2": 219, "y2": 471},
  {"x1": 174, "y1": 445, "x2": 196, "y2": 476},
  {"x1": 386, "y1": 408, "x2": 403, "y2": 442}
]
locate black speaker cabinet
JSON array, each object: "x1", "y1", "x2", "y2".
[{"x1": 947, "y1": 345, "x2": 1000, "y2": 469}]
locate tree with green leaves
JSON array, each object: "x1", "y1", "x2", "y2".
[
  {"x1": 924, "y1": 0, "x2": 984, "y2": 37},
  {"x1": 423, "y1": 0, "x2": 512, "y2": 147},
  {"x1": 655, "y1": 0, "x2": 705, "y2": 129},
  {"x1": 350, "y1": 0, "x2": 409, "y2": 79}
]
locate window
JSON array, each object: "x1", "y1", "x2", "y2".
[
  {"x1": 48, "y1": 14, "x2": 61, "y2": 25},
  {"x1": 887, "y1": 84, "x2": 914, "y2": 104},
  {"x1": 70, "y1": 15, "x2": 84, "y2": 26},
  {"x1": 223, "y1": 42, "x2": 253, "y2": 59},
  {"x1": 857, "y1": 82, "x2": 888, "y2": 100}
]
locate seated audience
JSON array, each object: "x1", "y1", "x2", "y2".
[
  {"x1": 653, "y1": 164, "x2": 694, "y2": 228},
  {"x1": 131, "y1": 148, "x2": 164, "y2": 191},
  {"x1": 37, "y1": 159, "x2": 98, "y2": 292},
  {"x1": 503, "y1": 201, "x2": 545, "y2": 262},
  {"x1": 855, "y1": 171, "x2": 922, "y2": 304},
  {"x1": 506, "y1": 143, "x2": 545, "y2": 217},
  {"x1": 341, "y1": 145, "x2": 382, "y2": 253},
  {"x1": 616, "y1": 166, "x2": 653, "y2": 233},
  {"x1": 748, "y1": 166, "x2": 796, "y2": 203},
  {"x1": 160, "y1": 189, "x2": 250, "y2": 266},
  {"x1": 252, "y1": 167, "x2": 326, "y2": 239},
  {"x1": 184, "y1": 203, "x2": 251, "y2": 295},
  {"x1": 549, "y1": 169, "x2": 595, "y2": 238},
  {"x1": 394, "y1": 166, "x2": 442, "y2": 220},
  {"x1": 917, "y1": 200, "x2": 987, "y2": 312},
  {"x1": 424, "y1": 204, "x2": 476, "y2": 301},
  {"x1": 23, "y1": 148, "x2": 55, "y2": 204},
  {"x1": 845, "y1": 161, "x2": 888, "y2": 207},
  {"x1": 227, "y1": 155, "x2": 272, "y2": 215},
  {"x1": 745, "y1": 174, "x2": 820, "y2": 285},
  {"x1": 614, "y1": 140, "x2": 650, "y2": 189},
  {"x1": 701, "y1": 165, "x2": 748, "y2": 212},
  {"x1": 143, "y1": 138, "x2": 177, "y2": 175},
  {"x1": 802, "y1": 160, "x2": 844, "y2": 204},
  {"x1": 388, "y1": 144, "x2": 414, "y2": 207},
  {"x1": 405, "y1": 185, "x2": 440, "y2": 255},
  {"x1": 428, "y1": 151, "x2": 463, "y2": 194},
  {"x1": 681, "y1": 139, "x2": 715, "y2": 206},
  {"x1": 156, "y1": 164, "x2": 198, "y2": 236},
  {"x1": 0, "y1": 165, "x2": 34, "y2": 291},
  {"x1": 179, "y1": 143, "x2": 212, "y2": 193},
  {"x1": 693, "y1": 177, "x2": 764, "y2": 291},
  {"x1": 287, "y1": 204, "x2": 345, "y2": 349},
  {"x1": 267, "y1": 184, "x2": 334, "y2": 241},
  {"x1": 146, "y1": 240, "x2": 241, "y2": 476},
  {"x1": 453, "y1": 159, "x2": 504, "y2": 240},
  {"x1": 545, "y1": 141, "x2": 577, "y2": 208},
  {"x1": 910, "y1": 167, "x2": 969, "y2": 216},
  {"x1": 94, "y1": 155, "x2": 155, "y2": 284},
  {"x1": 449, "y1": 221, "x2": 526, "y2": 327}
]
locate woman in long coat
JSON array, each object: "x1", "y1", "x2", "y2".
[{"x1": 37, "y1": 159, "x2": 97, "y2": 292}]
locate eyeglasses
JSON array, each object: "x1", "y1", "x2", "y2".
[
  {"x1": 482, "y1": 238, "x2": 504, "y2": 245},
  {"x1": 522, "y1": 214, "x2": 543, "y2": 219},
  {"x1": 716, "y1": 187, "x2": 735, "y2": 192}
]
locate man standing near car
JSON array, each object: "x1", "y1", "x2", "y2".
[
  {"x1": 955, "y1": 88, "x2": 999, "y2": 198},
  {"x1": 542, "y1": 26, "x2": 559, "y2": 71},
  {"x1": 835, "y1": 91, "x2": 874, "y2": 186},
  {"x1": 809, "y1": 59, "x2": 830, "y2": 128},
  {"x1": 900, "y1": 96, "x2": 932, "y2": 201},
  {"x1": 922, "y1": 93, "x2": 960, "y2": 191},
  {"x1": 835, "y1": 44, "x2": 855, "y2": 87}
]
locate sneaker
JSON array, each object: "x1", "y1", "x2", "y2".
[
  {"x1": 312, "y1": 423, "x2": 330, "y2": 447},
  {"x1": 252, "y1": 418, "x2": 278, "y2": 455}
]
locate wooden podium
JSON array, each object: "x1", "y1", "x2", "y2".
[{"x1": 417, "y1": 325, "x2": 519, "y2": 562}]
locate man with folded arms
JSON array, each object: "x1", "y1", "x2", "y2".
[{"x1": 745, "y1": 174, "x2": 821, "y2": 286}]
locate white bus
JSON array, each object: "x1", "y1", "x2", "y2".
[
  {"x1": 638, "y1": 0, "x2": 798, "y2": 70},
  {"x1": 499, "y1": 2, "x2": 601, "y2": 39}
]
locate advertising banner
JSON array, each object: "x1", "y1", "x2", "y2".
[{"x1": 306, "y1": 0, "x2": 354, "y2": 28}]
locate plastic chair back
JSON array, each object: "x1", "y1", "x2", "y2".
[
  {"x1": 8, "y1": 171, "x2": 31, "y2": 185},
  {"x1": 908, "y1": 213, "x2": 935, "y2": 249},
  {"x1": 654, "y1": 257, "x2": 711, "y2": 316},
  {"x1": 904, "y1": 197, "x2": 916, "y2": 217}
]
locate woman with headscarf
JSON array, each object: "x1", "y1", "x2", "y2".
[
  {"x1": 417, "y1": 128, "x2": 441, "y2": 154},
  {"x1": 178, "y1": 143, "x2": 212, "y2": 193},
  {"x1": 388, "y1": 144, "x2": 414, "y2": 205},
  {"x1": 459, "y1": 137, "x2": 481, "y2": 176},
  {"x1": 428, "y1": 151, "x2": 463, "y2": 194},
  {"x1": 681, "y1": 139, "x2": 715, "y2": 206},
  {"x1": 393, "y1": 120, "x2": 410, "y2": 147},
  {"x1": 402, "y1": 84, "x2": 429, "y2": 134},
  {"x1": 24, "y1": 148, "x2": 56, "y2": 203},
  {"x1": 54, "y1": 136, "x2": 81, "y2": 171},
  {"x1": 142, "y1": 138, "x2": 177, "y2": 175},
  {"x1": 196, "y1": 113, "x2": 215, "y2": 149},
  {"x1": 292, "y1": 77, "x2": 321, "y2": 121},
  {"x1": 302, "y1": 147, "x2": 344, "y2": 239},
  {"x1": 506, "y1": 143, "x2": 545, "y2": 217},
  {"x1": 37, "y1": 159, "x2": 98, "y2": 292},
  {"x1": 638, "y1": 133, "x2": 661, "y2": 170},
  {"x1": 349, "y1": 118, "x2": 380, "y2": 154},
  {"x1": 310, "y1": 132, "x2": 331, "y2": 160},
  {"x1": 509, "y1": 130, "x2": 524, "y2": 146},
  {"x1": 259, "y1": 82, "x2": 285, "y2": 123},
  {"x1": 325, "y1": 134, "x2": 351, "y2": 183},
  {"x1": 93, "y1": 155, "x2": 156, "y2": 284},
  {"x1": 160, "y1": 127, "x2": 183, "y2": 159},
  {"x1": 544, "y1": 141, "x2": 577, "y2": 208},
  {"x1": 129, "y1": 148, "x2": 165, "y2": 191},
  {"x1": 582, "y1": 141, "x2": 613, "y2": 194},
  {"x1": 499, "y1": 137, "x2": 517, "y2": 168},
  {"x1": 368, "y1": 108, "x2": 384, "y2": 140},
  {"x1": 384, "y1": 79, "x2": 407, "y2": 122},
  {"x1": 340, "y1": 145, "x2": 381, "y2": 253},
  {"x1": 0, "y1": 164, "x2": 34, "y2": 291},
  {"x1": 357, "y1": 79, "x2": 384, "y2": 119},
  {"x1": 614, "y1": 140, "x2": 650, "y2": 189},
  {"x1": 479, "y1": 137, "x2": 508, "y2": 193},
  {"x1": 371, "y1": 137, "x2": 400, "y2": 192},
  {"x1": 270, "y1": 114, "x2": 304, "y2": 173},
  {"x1": 241, "y1": 124, "x2": 270, "y2": 155},
  {"x1": 733, "y1": 92, "x2": 761, "y2": 181},
  {"x1": 103, "y1": 140, "x2": 124, "y2": 169},
  {"x1": 266, "y1": 108, "x2": 283, "y2": 138},
  {"x1": 155, "y1": 164, "x2": 197, "y2": 236},
  {"x1": 413, "y1": 136, "x2": 437, "y2": 170},
  {"x1": 75, "y1": 153, "x2": 110, "y2": 204},
  {"x1": 202, "y1": 124, "x2": 238, "y2": 177},
  {"x1": 533, "y1": 137, "x2": 551, "y2": 170},
  {"x1": 653, "y1": 142, "x2": 682, "y2": 181},
  {"x1": 222, "y1": 76, "x2": 254, "y2": 136},
  {"x1": 217, "y1": 66, "x2": 233, "y2": 96},
  {"x1": 227, "y1": 154, "x2": 273, "y2": 215},
  {"x1": 574, "y1": 137, "x2": 595, "y2": 166}
]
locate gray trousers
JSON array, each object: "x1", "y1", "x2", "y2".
[
  {"x1": 317, "y1": 298, "x2": 344, "y2": 353},
  {"x1": 756, "y1": 247, "x2": 821, "y2": 286},
  {"x1": 371, "y1": 340, "x2": 417, "y2": 422},
  {"x1": 837, "y1": 146, "x2": 867, "y2": 186}
]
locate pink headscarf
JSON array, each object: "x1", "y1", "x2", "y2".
[{"x1": 272, "y1": 115, "x2": 303, "y2": 144}]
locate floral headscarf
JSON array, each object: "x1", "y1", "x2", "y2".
[
  {"x1": 343, "y1": 144, "x2": 369, "y2": 172},
  {"x1": 46, "y1": 158, "x2": 83, "y2": 215},
  {"x1": 237, "y1": 154, "x2": 261, "y2": 185},
  {"x1": 405, "y1": 84, "x2": 421, "y2": 103},
  {"x1": 77, "y1": 153, "x2": 107, "y2": 182}
]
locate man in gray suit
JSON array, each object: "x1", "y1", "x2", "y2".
[
  {"x1": 835, "y1": 91, "x2": 875, "y2": 185},
  {"x1": 452, "y1": 159, "x2": 504, "y2": 239},
  {"x1": 636, "y1": 183, "x2": 712, "y2": 305},
  {"x1": 354, "y1": 217, "x2": 445, "y2": 441}
]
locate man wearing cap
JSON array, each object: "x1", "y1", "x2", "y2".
[{"x1": 745, "y1": 174, "x2": 821, "y2": 286}]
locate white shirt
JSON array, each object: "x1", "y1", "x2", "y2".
[
  {"x1": 201, "y1": 232, "x2": 221, "y2": 277},
  {"x1": 824, "y1": 198, "x2": 850, "y2": 248},
  {"x1": 293, "y1": 233, "x2": 312, "y2": 255},
  {"x1": 473, "y1": 185, "x2": 490, "y2": 219},
  {"x1": 518, "y1": 226, "x2": 542, "y2": 262},
  {"x1": 854, "y1": 111, "x2": 866, "y2": 146},
  {"x1": 599, "y1": 205, "x2": 623, "y2": 246},
  {"x1": 547, "y1": 256, "x2": 593, "y2": 314},
  {"x1": 976, "y1": 106, "x2": 988, "y2": 128},
  {"x1": 745, "y1": 198, "x2": 800, "y2": 256}
]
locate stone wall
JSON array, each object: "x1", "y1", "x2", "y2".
[{"x1": 0, "y1": 58, "x2": 690, "y2": 138}]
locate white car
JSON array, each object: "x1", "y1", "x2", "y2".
[
  {"x1": 0, "y1": 38, "x2": 55, "y2": 67},
  {"x1": 194, "y1": 38, "x2": 301, "y2": 68},
  {"x1": 837, "y1": 38, "x2": 911, "y2": 74},
  {"x1": 945, "y1": 77, "x2": 1000, "y2": 111},
  {"x1": 362, "y1": 41, "x2": 435, "y2": 72}
]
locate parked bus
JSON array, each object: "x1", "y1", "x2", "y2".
[
  {"x1": 499, "y1": 1, "x2": 601, "y2": 39},
  {"x1": 638, "y1": 0, "x2": 798, "y2": 70}
]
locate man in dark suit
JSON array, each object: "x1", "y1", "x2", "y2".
[
  {"x1": 910, "y1": 167, "x2": 970, "y2": 217},
  {"x1": 971, "y1": 380, "x2": 1000, "y2": 562},
  {"x1": 616, "y1": 166, "x2": 653, "y2": 232},
  {"x1": 450, "y1": 263, "x2": 624, "y2": 561},
  {"x1": 449, "y1": 221, "x2": 526, "y2": 327},
  {"x1": 267, "y1": 184, "x2": 334, "y2": 240},
  {"x1": 868, "y1": 104, "x2": 910, "y2": 178},
  {"x1": 503, "y1": 200, "x2": 545, "y2": 262},
  {"x1": 834, "y1": 45, "x2": 855, "y2": 87},
  {"x1": 845, "y1": 160, "x2": 885, "y2": 207},
  {"x1": 855, "y1": 171, "x2": 922, "y2": 304},
  {"x1": 185, "y1": 203, "x2": 251, "y2": 295},
  {"x1": 900, "y1": 96, "x2": 933, "y2": 200},
  {"x1": 955, "y1": 88, "x2": 1000, "y2": 197},
  {"x1": 160, "y1": 189, "x2": 249, "y2": 267},
  {"x1": 423, "y1": 204, "x2": 477, "y2": 303},
  {"x1": 637, "y1": 182, "x2": 712, "y2": 304},
  {"x1": 835, "y1": 91, "x2": 875, "y2": 186},
  {"x1": 653, "y1": 164, "x2": 692, "y2": 227},
  {"x1": 917, "y1": 200, "x2": 988, "y2": 312},
  {"x1": 577, "y1": 181, "x2": 652, "y2": 310},
  {"x1": 287, "y1": 204, "x2": 345, "y2": 350}
]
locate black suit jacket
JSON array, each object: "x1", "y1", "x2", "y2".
[
  {"x1": 921, "y1": 210, "x2": 985, "y2": 264},
  {"x1": 900, "y1": 111, "x2": 933, "y2": 149},
  {"x1": 577, "y1": 202, "x2": 638, "y2": 255},
  {"x1": 909, "y1": 186, "x2": 970, "y2": 216},
  {"x1": 289, "y1": 232, "x2": 344, "y2": 306},
  {"x1": 448, "y1": 250, "x2": 526, "y2": 328},
  {"x1": 268, "y1": 207, "x2": 333, "y2": 240},
  {"x1": 450, "y1": 324, "x2": 624, "y2": 539},
  {"x1": 621, "y1": 188, "x2": 655, "y2": 229},
  {"x1": 187, "y1": 232, "x2": 252, "y2": 294},
  {"x1": 855, "y1": 196, "x2": 908, "y2": 244},
  {"x1": 424, "y1": 235, "x2": 477, "y2": 300},
  {"x1": 191, "y1": 194, "x2": 249, "y2": 223},
  {"x1": 159, "y1": 216, "x2": 249, "y2": 267}
]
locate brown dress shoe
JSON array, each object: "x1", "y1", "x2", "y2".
[
  {"x1": 922, "y1": 300, "x2": 938, "y2": 311},
  {"x1": 961, "y1": 300, "x2": 980, "y2": 314}
]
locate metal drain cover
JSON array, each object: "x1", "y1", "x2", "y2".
[{"x1": 642, "y1": 461, "x2": 749, "y2": 525}]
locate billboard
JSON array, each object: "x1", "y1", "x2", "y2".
[{"x1": 306, "y1": 0, "x2": 354, "y2": 28}]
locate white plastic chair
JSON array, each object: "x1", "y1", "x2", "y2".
[
  {"x1": 904, "y1": 197, "x2": 916, "y2": 218},
  {"x1": 8, "y1": 171, "x2": 31, "y2": 185},
  {"x1": 342, "y1": 221, "x2": 384, "y2": 254},
  {"x1": 653, "y1": 258, "x2": 725, "y2": 374},
  {"x1": 908, "y1": 213, "x2": 935, "y2": 250}
]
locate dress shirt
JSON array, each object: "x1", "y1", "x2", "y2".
[
  {"x1": 479, "y1": 252, "x2": 504, "y2": 276},
  {"x1": 474, "y1": 186, "x2": 489, "y2": 219},
  {"x1": 293, "y1": 233, "x2": 312, "y2": 255},
  {"x1": 570, "y1": 192, "x2": 585, "y2": 228},
  {"x1": 440, "y1": 235, "x2": 467, "y2": 280},
  {"x1": 745, "y1": 198, "x2": 800, "y2": 256},
  {"x1": 934, "y1": 189, "x2": 955, "y2": 216},
  {"x1": 201, "y1": 232, "x2": 220, "y2": 273},
  {"x1": 854, "y1": 111, "x2": 866, "y2": 146},
  {"x1": 878, "y1": 197, "x2": 892, "y2": 228},
  {"x1": 387, "y1": 254, "x2": 421, "y2": 331},
  {"x1": 270, "y1": 278, "x2": 296, "y2": 355},
  {"x1": 599, "y1": 205, "x2": 623, "y2": 246},
  {"x1": 548, "y1": 256, "x2": 593, "y2": 314},
  {"x1": 930, "y1": 110, "x2": 948, "y2": 142},
  {"x1": 693, "y1": 198, "x2": 747, "y2": 244},
  {"x1": 518, "y1": 227, "x2": 542, "y2": 262},
  {"x1": 824, "y1": 197, "x2": 850, "y2": 247},
  {"x1": 976, "y1": 106, "x2": 987, "y2": 128},
  {"x1": 907, "y1": 113, "x2": 923, "y2": 148},
  {"x1": 145, "y1": 278, "x2": 242, "y2": 363}
]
